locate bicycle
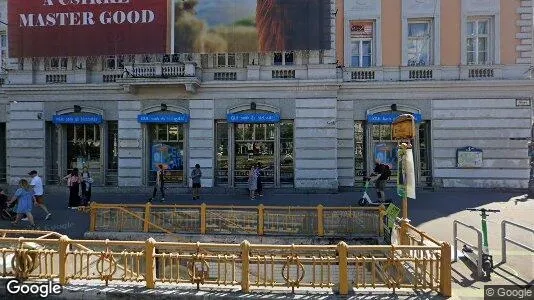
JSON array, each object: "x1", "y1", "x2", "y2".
[{"x1": 462, "y1": 208, "x2": 500, "y2": 278}]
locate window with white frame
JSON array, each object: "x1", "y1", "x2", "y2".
[
  {"x1": 46, "y1": 57, "x2": 68, "y2": 70},
  {"x1": 104, "y1": 55, "x2": 125, "y2": 70},
  {"x1": 466, "y1": 18, "x2": 491, "y2": 65},
  {"x1": 350, "y1": 21, "x2": 373, "y2": 67},
  {"x1": 273, "y1": 51, "x2": 294, "y2": 66},
  {"x1": 0, "y1": 32, "x2": 7, "y2": 69},
  {"x1": 217, "y1": 53, "x2": 236, "y2": 68},
  {"x1": 407, "y1": 20, "x2": 432, "y2": 66}
]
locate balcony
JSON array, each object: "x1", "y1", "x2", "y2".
[
  {"x1": 125, "y1": 62, "x2": 191, "y2": 78},
  {"x1": 120, "y1": 61, "x2": 200, "y2": 93}
]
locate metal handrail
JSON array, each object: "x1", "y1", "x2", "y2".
[
  {"x1": 453, "y1": 220, "x2": 483, "y2": 278},
  {"x1": 501, "y1": 220, "x2": 534, "y2": 263}
]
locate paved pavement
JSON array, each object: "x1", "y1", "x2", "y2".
[{"x1": 0, "y1": 187, "x2": 532, "y2": 299}]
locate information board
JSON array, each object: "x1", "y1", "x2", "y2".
[{"x1": 457, "y1": 146, "x2": 483, "y2": 168}]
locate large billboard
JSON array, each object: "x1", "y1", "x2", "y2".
[
  {"x1": 7, "y1": 0, "x2": 331, "y2": 58},
  {"x1": 173, "y1": 0, "x2": 331, "y2": 53},
  {"x1": 8, "y1": 0, "x2": 169, "y2": 58}
]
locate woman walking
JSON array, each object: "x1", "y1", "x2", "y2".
[
  {"x1": 8, "y1": 179, "x2": 37, "y2": 229},
  {"x1": 248, "y1": 164, "x2": 258, "y2": 200},
  {"x1": 63, "y1": 168, "x2": 82, "y2": 208}
]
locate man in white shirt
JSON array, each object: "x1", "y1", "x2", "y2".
[{"x1": 29, "y1": 170, "x2": 51, "y2": 220}]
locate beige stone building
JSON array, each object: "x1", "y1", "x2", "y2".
[{"x1": 0, "y1": 0, "x2": 532, "y2": 190}]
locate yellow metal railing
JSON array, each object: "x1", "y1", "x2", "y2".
[
  {"x1": 83, "y1": 203, "x2": 384, "y2": 237},
  {"x1": 0, "y1": 228, "x2": 452, "y2": 296}
]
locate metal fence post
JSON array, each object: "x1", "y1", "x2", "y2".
[
  {"x1": 241, "y1": 240, "x2": 250, "y2": 292},
  {"x1": 143, "y1": 202, "x2": 151, "y2": 233},
  {"x1": 200, "y1": 203, "x2": 207, "y2": 234},
  {"x1": 337, "y1": 241, "x2": 349, "y2": 295},
  {"x1": 89, "y1": 202, "x2": 97, "y2": 231},
  {"x1": 439, "y1": 242, "x2": 452, "y2": 297},
  {"x1": 453, "y1": 221, "x2": 458, "y2": 262},
  {"x1": 501, "y1": 221, "x2": 507, "y2": 263},
  {"x1": 58, "y1": 235, "x2": 69, "y2": 286},
  {"x1": 258, "y1": 205, "x2": 264, "y2": 236},
  {"x1": 317, "y1": 205, "x2": 324, "y2": 237},
  {"x1": 145, "y1": 238, "x2": 156, "y2": 289}
]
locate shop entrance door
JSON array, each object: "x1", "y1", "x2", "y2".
[
  {"x1": 147, "y1": 124, "x2": 186, "y2": 186},
  {"x1": 233, "y1": 123, "x2": 276, "y2": 186},
  {"x1": 64, "y1": 124, "x2": 104, "y2": 185}
]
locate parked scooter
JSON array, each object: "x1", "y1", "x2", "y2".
[
  {"x1": 358, "y1": 176, "x2": 392, "y2": 206},
  {"x1": 461, "y1": 208, "x2": 500, "y2": 279}
]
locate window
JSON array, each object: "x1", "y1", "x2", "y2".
[
  {"x1": 350, "y1": 21, "x2": 373, "y2": 67},
  {"x1": 408, "y1": 20, "x2": 432, "y2": 66},
  {"x1": 46, "y1": 57, "x2": 68, "y2": 70},
  {"x1": 0, "y1": 33, "x2": 6, "y2": 69},
  {"x1": 466, "y1": 18, "x2": 490, "y2": 65},
  {"x1": 217, "y1": 53, "x2": 236, "y2": 68},
  {"x1": 273, "y1": 51, "x2": 294, "y2": 66},
  {"x1": 104, "y1": 55, "x2": 125, "y2": 70}
]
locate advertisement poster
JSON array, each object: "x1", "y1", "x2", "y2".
[
  {"x1": 151, "y1": 143, "x2": 183, "y2": 172},
  {"x1": 173, "y1": 0, "x2": 331, "y2": 53},
  {"x1": 374, "y1": 143, "x2": 397, "y2": 170},
  {"x1": 8, "y1": 0, "x2": 331, "y2": 57},
  {"x1": 8, "y1": 0, "x2": 169, "y2": 57}
]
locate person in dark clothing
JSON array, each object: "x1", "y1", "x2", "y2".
[
  {"x1": 255, "y1": 163, "x2": 264, "y2": 197},
  {"x1": 149, "y1": 164, "x2": 165, "y2": 202},
  {"x1": 372, "y1": 160, "x2": 390, "y2": 202},
  {"x1": 63, "y1": 168, "x2": 81, "y2": 208},
  {"x1": 191, "y1": 164, "x2": 202, "y2": 200}
]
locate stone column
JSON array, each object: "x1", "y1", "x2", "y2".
[
  {"x1": 7, "y1": 101, "x2": 45, "y2": 185},
  {"x1": 294, "y1": 98, "x2": 338, "y2": 189},
  {"x1": 189, "y1": 100, "x2": 215, "y2": 188},
  {"x1": 118, "y1": 101, "x2": 143, "y2": 187},
  {"x1": 337, "y1": 100, "x2": 355, "y2": 187}
]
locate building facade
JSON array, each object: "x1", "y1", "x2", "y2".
[{"x1": 0, "y1": 0, "x2": 532, "y2": 190}]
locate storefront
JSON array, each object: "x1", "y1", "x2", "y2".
[
  {"x1": 355, "y1": 106, "x2": 432, "y2": 187},
  {"x1": 138, "y1": 110, "x2": 190, "y2": 186},
  {"x1": 49, "y1": 109, "x2": 107, "y2": 185},
  {"x1": 215, "y1": 107, "x2": 294, "y2": 187}
]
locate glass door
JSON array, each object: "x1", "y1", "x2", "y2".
[
  {"x1": 148, "y1": 124, "x2": 185, "y2": 185},
  {"x1": 234, "y1": 124, "x2": 275, "y2": 185},
  {"x1": 66, "y1": 124, "x2": 103, "y2": 185}
]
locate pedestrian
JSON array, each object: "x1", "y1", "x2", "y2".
[
  {"x1": 255, "y1": 163, "x2": 263, "y2": 197},
  {"x1": 372, "y1": 159, "x2": 391, "y2": 202},
  {"x1": 81, "y1": 166, "x2": 93, "y2": 206},
  {"x1": 191, "y1": 164, "x2": 202, "y2": 200},
  {"x1": 63, "y1": 168, "x2": 81, "y2": 208},
  {"x1": 7, "y1": 179, "x2": 37, "y2": 229},
  {"x1": 248, "y1": 164, "x2": 258, "y2": 200},
  {"x1": 28, "y1": 170, "x2": 51, "y2": 220},
  {"x1": 149, "y1": 164, "x2": 165, "y2": 202}
]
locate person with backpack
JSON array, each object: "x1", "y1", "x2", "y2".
[{"x1": 372, "y1": 159, "x2": 391, "y2": 203}]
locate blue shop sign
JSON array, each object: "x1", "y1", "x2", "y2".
[
  {"x1": 52, "y1": 115, "x2": 103, "y2": 125},
  {"x1": 367, "y1": 113, "x2": 422, "y2": 124},
  {"x1": 227, "y1": 113, "x2": 281, "y2": 124},
  {"x1": 137, "y1": 114, "x2": 190, "y2": 124}
]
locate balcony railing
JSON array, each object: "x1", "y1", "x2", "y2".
[{"x1": 125, "y1": 62, "x2": 192, "y2": 79}]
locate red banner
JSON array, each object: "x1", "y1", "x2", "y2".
[{"x1": 8, "y1": 0, "x2": 169, "y2": 58}]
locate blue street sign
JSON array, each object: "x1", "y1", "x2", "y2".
[
  {"x1": 227, "y1": 113, "x2": 281, "y2": 124},
  {"x1": 52, "y1": 115, "x2": 103, "y2": 125},
  {"x1": 367, "y1": 113, "x2": 422, "y2": 124},
  {"x1": 137, "y1": 114, "x2": 190, "y2": 124}
]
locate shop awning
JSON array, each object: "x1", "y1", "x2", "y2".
[
  {"x1": 137, "y1": 114, "x2": 190, "y2": 124},
  {"x1": 227, "y1": 113, "x2": 281, "y2": 124},
  {"x1": 367, "y1": 113, "x2": 422, "y2": 124},
  {"x1": 52, "y1": 115, "x2": 103, "y2": 125}
]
